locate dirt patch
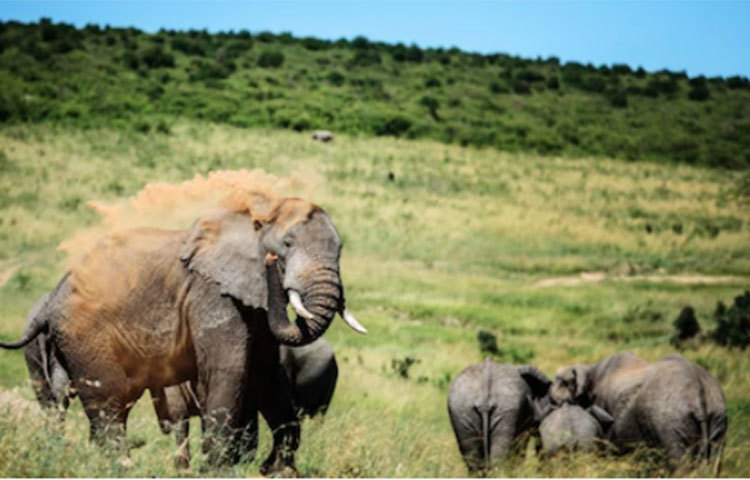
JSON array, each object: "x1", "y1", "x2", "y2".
[
  {"x1": 534, "y1": 272, "x2": 744, "y2": 288},
  {"x1": 0, "y1": 266, "x2": 19, "y2": 289}
]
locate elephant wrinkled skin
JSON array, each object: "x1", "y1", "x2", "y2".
[
  {"x1": 550, "y1": 351, "x2": 726, "y2": 471},
  {"x1": 1, "y1": 198, "x2": 364, "y2": 474},
  {"x1": 538, "y1": 403, "x2": 613, "y2": 457},
  {"x1": 447, "y1": 359, "x2": 551, "y2": 473}
]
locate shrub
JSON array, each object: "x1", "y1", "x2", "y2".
[
  {"x1": 688, "y1": 85, "x2": 710, "y2": 101},
  {"x1": 477, "y1": 330, "x2": 499, "y2": 355},
  {"x1": 419, "y1": 96, "x2": 440, "y2": 121},
  {"x1": 406, "y1": 45, "x2": 423, "y2": 63},
  {"x1": 515, "y1": 69, "x2": 545, "y2": 83},
  {"x1": 425, "y1": 76, "x2": 441, "y2": 88},
  {"x1": 171, "y1": 36, "x2": 205, "y2": 56},
  {"x1": 391, "y1": 356, "x2": 420, "y2": 378},
  {"x1": 607, "y1": 88, "x2": 628, "y2": 108},
  {"x1": 351, "y1": 35, "x2": 370, "y2": 50},
  {"x1": 257, "y1": 50, "x2": 284, "y2": 68},
  {"x1": 546, "y1": 76, "x2": 560, "y2": 90},
  {"x1": 512, "y1": 80, "x2": 531, "y2": 94},
  {"x1": 122, "y1": 51, "x2": 140, "y2": 70},
  {"x1": 726, "y1": 75, "x2": 749, "y2": 90},
  {"x1": 375, "y1": 115, "x2": 411, "y2": 136},
  {"x1": 581, "y1": 76, "x2": 607, "y2": 93},
  {"x1": 711, "y1": 291, "x2": 750, "y2": 348},
  {"x1": 672, "y1": 306, "x2": 700, "y2": 341},
  {"x1": 140, "y1": 46, "x2": 175, "y2": 68},
  {"x1": 490, "y1": 81, "x2": 509, "y2": 94},
  {"x1": 349, "y1": 50, "x2": 381, "y2": 67},
  {"x1": 327, "y1": 71, "x2": 345, "y2": 86}
]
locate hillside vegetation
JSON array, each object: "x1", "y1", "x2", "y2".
[
  {"x1": 0, "y1": 122, "x2": 748, "y2": 477},
  {"x1": 1, "y1": 19, "x2": 750, "y2": 169}
]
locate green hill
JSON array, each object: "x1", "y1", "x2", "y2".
[{"x1": 1, "y1": 18, "x2": 749, "y2": 169}]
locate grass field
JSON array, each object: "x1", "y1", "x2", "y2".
[{"x1": 0, "y1": 121, "x2": 748, "y2": 477}]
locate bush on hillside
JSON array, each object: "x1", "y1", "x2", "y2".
[
  {"x1": 258, "y1": 50, "x2": 284, "y2": 68},
  {"x1": 712, "y1": 291, "x2": 750, "y2": 349},
  {"x1": 140, "y1": 46, "x2": 175, "y2": 69}
]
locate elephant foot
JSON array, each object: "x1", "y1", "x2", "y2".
[{"x1": 260, "y1": 454, "x2": 298, "y2": 478}]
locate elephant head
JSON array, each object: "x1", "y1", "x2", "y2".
[
  {"x1": 549, "y1": 364, "x2": 592, "y2": 407},
  {"x1": 180, "y1": 197, "x2": 365, "y2": 346}
]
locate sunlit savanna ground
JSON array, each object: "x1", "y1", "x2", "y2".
[{"x1": 0, "y1": 121, "x2": 748, "y2": 477}]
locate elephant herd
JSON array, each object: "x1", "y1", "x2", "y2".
[
  {"x1": 448, "y1": 352, "x2": 727, "y2": 474},
  {"x1": 0, "y1": 195, "x2": 729, "y2": 476}
]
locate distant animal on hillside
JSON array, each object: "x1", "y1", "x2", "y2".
[
  {"x1": 311, "y1": 130, "x2": 334, "y2": 142},
  {"x1": 550, "y1": 351, "x2": 726, "y2": 472},
  {"x1": 538, "y1": 403, "x2": 612, "y2": 457},
  {"x1": 447, "y1": 359, "x2": 551, "y2": 473},
  {"x1": 153, "y1": 338, "x2": 338, "y2": 469},
  {"x1": 0, "y1": 196, "x2": 366, "y2": 476}
]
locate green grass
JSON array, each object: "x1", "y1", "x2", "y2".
[{"x1": 0, "y1": 121, "x2": 748, "y2": 477}]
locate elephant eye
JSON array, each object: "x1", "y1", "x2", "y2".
[{"x1": 283, "y1": 238, "x2": 293, "y2": 248}]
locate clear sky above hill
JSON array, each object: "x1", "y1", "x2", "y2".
[{"x1": 1, "y1": 0, "x2": 748, "y2": 78}]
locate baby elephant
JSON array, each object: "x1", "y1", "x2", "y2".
[
  {"x1": 539, "y1": 403, "x2": 613, "y2": 457},
  {"x1": 447, "y1": 358, "x2": 552, "y2": 473},
  {"x1": 153, "y1": 338, "x2": 338, "y2": 469},
  {"x1": 550, "y1": 351, "x2": 727, "y2": 472}
]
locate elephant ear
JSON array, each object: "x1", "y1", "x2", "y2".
[
  {"x1": 572, "y1": 364, "x2": 593, "y2": 406},
  {"x1": 518, "y1": 365, "x2": 551, "y2": 398},
  {"x1": 179, "y1": 211, "x2": 267, "y2": 309}
]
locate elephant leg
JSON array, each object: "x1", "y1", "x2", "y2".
[
  {"x1": 256, "y1": 366, "x2": 299, "y2": 477},
  {"x1": 174, "y1": 418, "x2": 191, "y2": 470},
  {"x1": 448, "y1": 406, "x2": 485, "y2": 473},
  {"x1": 199, "y1": 372, "x2": 248, "y2": 467}
]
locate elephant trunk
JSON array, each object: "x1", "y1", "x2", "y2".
[{"x1": 265, "y1": 260, "x2": 339, "y2": 347}]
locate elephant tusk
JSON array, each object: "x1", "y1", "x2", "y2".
[
  {"x1": 341, "y1": 308, "x2": 367, "y2": 334},
  {"x1": 288, "y1": 290, "x2": 315, "y2": 320}
]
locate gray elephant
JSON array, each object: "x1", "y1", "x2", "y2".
[
  {"x1": 22, "y1": 292, "x2": 71, "y2": 420},
  {"x1": 153, "y1": 338, "x2": 338, "y2": 469},
  {"x1": 538, "y1": 403, "x2": 613, "y2": 457},
  {"x1": 549, "y1": 351, "x2": 726, "y2": 471},
  {"x1": 1, "y1": 197, "x2": 366, "y2": 475},
  {"x1": 447, "y1": 359, "x2": 552, "y2": 473}
]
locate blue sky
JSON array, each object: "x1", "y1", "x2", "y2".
[{"x1": 1, "y1": 1, "x2": 748, "y2": 78}]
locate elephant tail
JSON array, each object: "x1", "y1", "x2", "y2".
[
  {"x1": 481, "y1": 407, "x2": 491, "y2": 470},
  {"x1": 0, "y1": 302, "x2": 48, "y2": 350}
]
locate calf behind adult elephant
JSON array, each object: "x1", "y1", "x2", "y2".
[
  {"x1": 447, "y1": 359, "x2": 551, "y2": 473},
  {"x1": 539, "y1": 403, "x2": 612, "y2": 457},
  {"x1": 0, "y1": 196, "x2": 365, "y2": 474},
  {"x1": 550, "y1": 351, "x2": 726, "y2": 471},
  {"x1": 153, "y1": 338, "x2": 338, "y2": 470}
]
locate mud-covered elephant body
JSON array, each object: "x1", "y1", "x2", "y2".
[
  {"x1": 550, "y1": 351, "x2": 726, "y2": 468},
  {"x1": 2, "y1": 198, "x2": 364, "y2": 473},
  {"x1": 447, "y1": 359, "x2": 551, "y2": 472},
  {"x1": 538, "y1": 403, "x2": 612, "y2": 457},
  {"x1": 153, "y1": 338, "x2": 338, "y2": 469}
]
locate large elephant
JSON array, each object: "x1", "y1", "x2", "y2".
[
  {"x1": 549, "y1": 351, "x2": 726, "y2": 471},
  {"x1": 447, "y1": 358, "x2": 552, "y2": 473},
  {"x1": 153, "y1": 338, "x2": 338, "y2": 470},
  {"x1": 538, "y1": 403, "x2": 612, "y2": 457},
  {"x1": 1, "y1": 197, "x2": 365, "y2": 473}
]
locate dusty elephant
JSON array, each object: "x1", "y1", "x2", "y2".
[
  {"x1": 447, "y1": 359, "x2": 552, "y2": 473},
  {"x1": 538, "y1": 403, "x2": 613, "y2": 457},
  {"x1": 153, "y1": 338, "x2": 338, "y2": 469},
  {"x1": 549, "y1": 351, "x2": 726, "y2": 471},
  {"x1": 1, "y1": 197, "x2": 366, "y2": 474}
]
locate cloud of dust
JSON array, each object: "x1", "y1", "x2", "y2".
[{"x1": 59, "y1": 168, "x2": 318, "y2": 268}]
